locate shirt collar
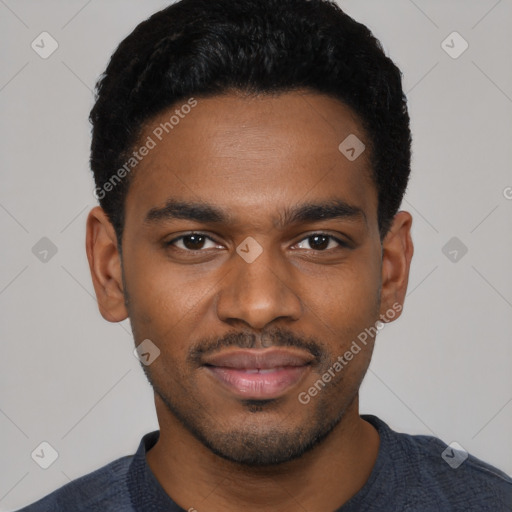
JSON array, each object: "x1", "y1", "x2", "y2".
[{"x1": 127, "y1": 430, "x2": 186, "y2": 512}]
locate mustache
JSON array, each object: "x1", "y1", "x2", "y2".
[{"x1": 187, "y1": 326, "x2": 325, "y2": 366}]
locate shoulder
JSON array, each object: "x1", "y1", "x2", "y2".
[
  {"x1": 377, "y1": 417, "x2": 512, "y2": 511},
  {"x1": 15, "y1": 455, "x2": 134, "y2": 512}
]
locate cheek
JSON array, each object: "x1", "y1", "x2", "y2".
[
  {"x1": 304, "y1": 257, "x2": 380, "y2": 327},
  {"x1": 301, "y1": 269, "x2": 381, "y2": 381},
  {"x1": 124, "y1": 251, "x2": 221, "y2": 361},
  {"x1": 123, "y1": 251, "x2": 182, "y2": 336}
]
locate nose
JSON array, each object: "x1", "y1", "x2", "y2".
[{"x1": 215, "y1": 245, "x2": 303, "y2": 331}]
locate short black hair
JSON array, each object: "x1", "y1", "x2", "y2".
[{"x1": 90, "y1": 0, "x2": 411, "y2": 248}]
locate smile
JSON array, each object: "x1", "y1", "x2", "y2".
[{"x1": 201, "y1": 348, "x2": 315, "y2": 399}]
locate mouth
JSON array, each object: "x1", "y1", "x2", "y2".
[{"x1": 202, "y1": 348, "x2": 314, "y2": 400}]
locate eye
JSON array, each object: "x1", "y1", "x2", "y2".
[
  {"x1": 165, "y1": 232, "x2": 349, "y2": 253},
  {"x1": 166, "y1": 233, "x2": 221, "y2": 251},
  {"x1": 293, "y1": 233, "x2": 348, "y2": 251}
]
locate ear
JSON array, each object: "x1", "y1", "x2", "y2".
[
  {"x1": 379, "y1": 211, "x2": 414, "y2": 321},
  {"x1": 85, "y1": 206, "x2": 129, "y2": 323}
]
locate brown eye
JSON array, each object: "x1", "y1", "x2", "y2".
[
  {"x1": 166, "y1": 233, "x2": 219, "y2": 251},
  {"x1": 294, "y1": 233, "x2": 347, "y2": 251}
]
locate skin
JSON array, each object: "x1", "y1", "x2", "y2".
[{"x1": 86, "y1": 91, "x2": 413, "y2": 512}]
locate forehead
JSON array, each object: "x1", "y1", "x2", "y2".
[{"x1": 124, "y1": 91, "x2": 377, "y2": 230}]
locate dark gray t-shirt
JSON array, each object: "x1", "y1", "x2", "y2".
[{"x1": 16, "y1": 415, "x2": 512, "y2": 511}]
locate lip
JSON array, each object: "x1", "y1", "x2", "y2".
[
  {"x1": 202, "y1": 348, "x2": 314, "y2": 399},
  {"x1": 202, "y1": 348, "x2": 315, "y2": 369}
]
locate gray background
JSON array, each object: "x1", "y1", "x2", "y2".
[{"x1": 1, "y1": 0, "x2": 511, "y2": 509}]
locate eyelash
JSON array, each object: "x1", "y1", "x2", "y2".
[{"x1": 165, "y1": 232, "x2": 349, "y2": 252}]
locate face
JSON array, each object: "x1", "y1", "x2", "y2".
[{"x1": 87, "y1": 91, "x2": 413, "y2": 466}]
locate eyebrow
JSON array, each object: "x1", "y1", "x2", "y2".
[{"x1": 144, "y1": 198, "x2": 367, "y2": 228}]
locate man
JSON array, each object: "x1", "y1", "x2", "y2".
[{"x1": 18, "y1": 0, "x2": 512, "y2": 510}]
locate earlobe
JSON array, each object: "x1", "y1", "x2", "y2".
[
  {"x1": 85, "y1": 206, "x2": 129, "y2": 323},
  {"x1": 379, "y1": 211, "x2": 414, "y2": 321}
]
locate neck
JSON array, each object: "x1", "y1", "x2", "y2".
[{"x1": 146, "y1": 395, "x2": 380, "y2": 512}]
